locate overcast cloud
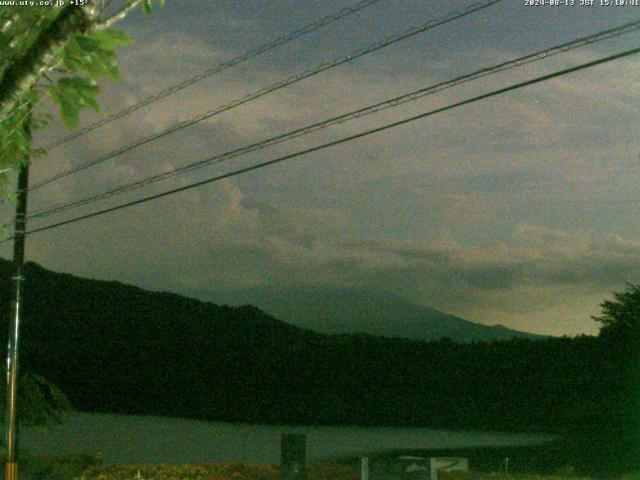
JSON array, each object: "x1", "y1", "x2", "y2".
[{"x1": 2, "y1": 0, "x2": 639, "y2": 337}]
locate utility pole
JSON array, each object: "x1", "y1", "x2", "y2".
[{"x1": 4, "y1": 115, "x2": 30, "y2": 480}]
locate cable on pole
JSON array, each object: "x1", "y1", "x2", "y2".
[
  {"x1": 39, "y1": 0, "x2": 385, "y2": 151},
  {"x1": 29, "y1": 0, "x2": 503, "y2": 192},
  {"x1": 9, "y1": 45, "x2": 639, "y2": 241},
  {"x1": 23, "y1": 19, "x2": 640, "y2": 223}
]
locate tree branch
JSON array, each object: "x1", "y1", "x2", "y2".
[
  {"x1": 0, "y1": 0, "x2": 130, "y2": 117},
  {"x1": 95, "y1": 0, "x2": 144, "y2": 30},
  {"x1": 1, "y1": 14, "x2": 18, "y2": 34},
  {"x1": 0, "y1": 0, "x2": 145, "y2": 119},
  {"x1": 0, "y1": 6, "x2": 93, "y2": 117}
]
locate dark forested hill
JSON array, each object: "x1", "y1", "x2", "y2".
[
  {"x1": 195, "y1": 286, "x2": 548, "y2": 342},
  {"x1": 0, "y1": 260, "x2": 619, "y2": 439}
]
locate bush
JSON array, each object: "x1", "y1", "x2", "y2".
[
  {"x1": 441, "y1": 473, "x2": 592, "y2": 480},
  {"x1": 24, "y1": 452, "x2": 102, "y2": 480},
  {"x1": 73, "y1": 463, "x2": 358, "y2": 480}
]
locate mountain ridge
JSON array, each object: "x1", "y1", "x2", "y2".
[
  {"x1": 0, "y1": 258, "x2": 629, "y2": 476},
  {"x1": 1, "y1": 258, "x2": 546, "y2": 342},
  {"x1": 0, "y1": 257, "x2": 592, "y2": 434},
  {"x1": 191, "y1": 285, "x2": 548, "y2": 342}
]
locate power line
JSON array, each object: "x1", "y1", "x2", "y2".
[
  {"x1": 39, "y1": 0, "x2": 384, "y2": 151},
  {"x1": 30, "y1": 0, "x2": 503, "y2": 192},
  {"x1": 24, "y1": 19, "x2": 640, "y2": 223},
  {"x1": 12, "y1": 45, "x2": 639, "y2": 241}
]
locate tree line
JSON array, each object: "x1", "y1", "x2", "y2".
[{"x1": 2, "y1": 261, "x2": 639, "y2": 474}]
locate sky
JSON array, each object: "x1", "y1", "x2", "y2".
[{"x1": 2, "y1": 0, "x2": 639, "y2": 337}]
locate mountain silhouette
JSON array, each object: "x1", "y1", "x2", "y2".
[
  {"x1": 193, "y1": 286, "x2": 547, "y2": 342},
  {"x1": 0, "y1": 259, "x2": 603, "y2": 435}
]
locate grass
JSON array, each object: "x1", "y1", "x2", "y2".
[
  {"x1": 72, "y1": 463, "x2": 359, "y2": 480},
  {"x1": 334, "y1": 439, "x2": 640, "y2": 478},
  {"x1": 13, "y1": 441, "x2": 640, "y2": 480}
]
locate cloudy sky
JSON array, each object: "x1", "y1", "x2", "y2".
[{"x1": 2, "y1": 0, "x2": 639, "y2": 336}]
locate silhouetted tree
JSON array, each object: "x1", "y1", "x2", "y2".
[
  {"x1": 0, "y1": 372, "x2": 72, "y2": 426},
  {"x1": 591, "y1": 284, "x2": 640, "y2": 474},
  {"x1": 593, "y1": 283, "x2": 640, "y2": 344}
]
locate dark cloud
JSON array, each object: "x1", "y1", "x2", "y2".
[{"x1": 3, "y1": 0, "x2": 638, "y2": 337}]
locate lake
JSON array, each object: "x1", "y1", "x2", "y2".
[{"x1": 20, "y1": 413, "x2": 553, "y2": 465}]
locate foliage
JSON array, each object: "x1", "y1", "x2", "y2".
[
  {"x1": 12, "y1": 454, "x2": 605, "y2": 480},
  {"x1": 0, "y1": 0, "x2": 163, "y2": 201},
  {"x1": 0, "y1": 370, "x2": 72, "y2": 426},
  {"x1": 143, "y1": 0, "x2": 165, "y2": 14},
  {"x1": 73, "y1": 463, "x2": 356, "y2": 480},
  {"x1": 439, "y1": 473, "x2": 591, "y2": 480},
  {"x1": 23, "y1": 452, "x2": 102, "y2": 480},
  {"x1": 0, "y1": 86, "x2": 35, "y2": 192},
  {"x1": 67, "y1": 463, "x2": 603, "y2": 480},
  {"x1": 0, "y1": 371, "x2": 73, "y2": 425},
  {"x1": 592, "y1": 283, "x2": 640, "y2": 343},
  {"x1": 590, "y1": 284, "x2": 640, "y2": 474},
  {"x1": 49, "y1": 28, "x2": 134, "y2": 126}
]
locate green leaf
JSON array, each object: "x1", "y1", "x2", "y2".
[
  {"x1": 47, "y1": 77, "x2": 100, "y2": 129},
  {"x1": 63, "y1": 34, "x2": 121, "y2": 81},
  {"x1": 92, "y1": 49, "x2": 120, "y2": 80},
  {"x1": 0, "y1": 31, "x2": 10, "y2": 53},
  {"x1": 75, "y1": 34, "x2": 101, "y2": 52},
  {"x1": 62, "y1": 77, "x2": 100, "y2": 110},
  {"x1": 47, "y1": 85, "x2": 80, "y2": 129},
  {"x1": 142, "y1": 0, "x2": 163, "y2": 13},
  {"x1": 0, "y1": 8, "x2": 140, "y2": 204},
  {"x1": 62, "y1": 36, "x2": 86, "y2": 72},
  {"x1": 90, "y1": 29, "x2": 134, "y2": 49},
  {"x1": 0, "y1": 372, "x2": 73, "y2": 426}
]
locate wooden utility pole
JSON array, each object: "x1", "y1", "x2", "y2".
[{"x1": 4, "y1": 118, "x2": 30, "y2": 480}]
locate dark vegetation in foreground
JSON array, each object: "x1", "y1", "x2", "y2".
[
  {"x1": 340, "y1": 443, "x2": 628, "y2": 478},
  {"x1": 1, "y1": 261, "x2": 639, "y2": 476},
  {"x1": 7, "y1": 449, "x2": 625, "y2": 480}
]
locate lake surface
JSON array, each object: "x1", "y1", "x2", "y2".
[{"x1": 20, "y1": 413, "x2": 553, "y2": 465}]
